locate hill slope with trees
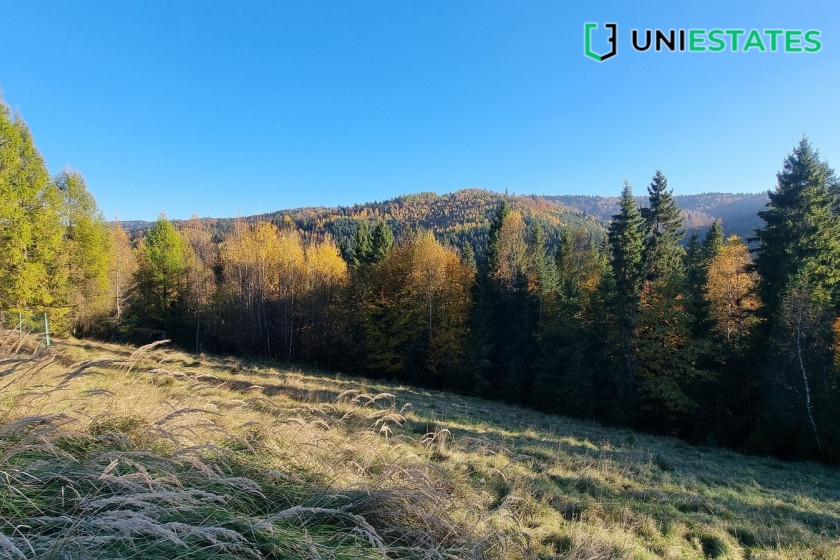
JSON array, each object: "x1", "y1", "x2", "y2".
[{"x1": 2, "y1": 93, "x2": 839, "y2": 465}]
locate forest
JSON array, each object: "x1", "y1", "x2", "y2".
[{"x1": 3, "y1": 93, "x2": 839, "y2": 463}]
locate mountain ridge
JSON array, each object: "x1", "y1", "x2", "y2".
[{"x1": 119, "y1": 189, "x2": 768, "y2": 250}]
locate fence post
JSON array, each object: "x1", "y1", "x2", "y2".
[
  {"x1": 44, "y1": 313, "x2": 51, "y2": 347},
  {"x1": 19, "y1": 311, "x2": 23, "y2": 341}
]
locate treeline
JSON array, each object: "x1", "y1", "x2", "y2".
[{"x1": 3, "y1": 94, "x2": 839, "y2": 462}]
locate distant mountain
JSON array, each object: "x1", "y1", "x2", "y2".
[
  {"x1": 546, "y1": 192, "x2": 769, "y2": 241},
  {"x1": 119, "y1": 189, "x2": 768, "y2": 254}
]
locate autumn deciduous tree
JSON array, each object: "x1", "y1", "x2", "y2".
[
  {"x1": 492, "y1": 211, "x2": 528, "y2": 294},
  {"x1": 365, "y1": 232, "x2": 472, "y2": 382},
  {"x1": 181, "y1": 215, "x2": 215, "y2": 353},
  {"x1": 299, "y1": 235, "x2": 348, "y2": 362},
  {"x1": 219, "y1": 221, "x2": 283, "y2": 354},
  {"x1": 705, "y1": 236, "x2": 760, "y2": 346},
  {"x1": 108, "y1": 221, "x2": 137, "y2": 324}
]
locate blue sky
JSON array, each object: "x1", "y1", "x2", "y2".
[{"x1": 1, "y1": 1, "x2": 838, "y2": 220}]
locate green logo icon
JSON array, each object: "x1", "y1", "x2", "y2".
[{"x1": 584, "y1": 22, "x2": 618, "y2": 62}]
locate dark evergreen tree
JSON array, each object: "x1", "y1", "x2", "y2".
[
  {"x1": 485, "y1": 200, "x2": 511, "y2": 273},
  {"x1": 606, "y1": 181, "x2": 645, "y2": 417},
  {"x1": 609, "y1": 181, "x2": 645, "y2": 301},
  {"x1": 684, "y1": 233, "x2": 704, "y2": 310},
  {"x1": 526, "y1": 221, "x2": 554, "y2": 328},
  {"x1": 642, "y1": 170, "x2": 685, "y2": 281},
  {"x1": 533, "y1": 228, "x2": 604, "y2": 416},
  {"x1": 702, "y1": 220, "x2": 724, "y2": 263},
  {"x1": 370, "y1": 220, "x2": 395, "y2": 262},
  {"x1": 753, "y1": 137, "x2": 840, "y2": 316},
  {"x1": 751, "y1": 138, "x2": 840, "y2": 460},
  {"x1": 351, "y1": 220, "x2": 373, "y2": 267}
]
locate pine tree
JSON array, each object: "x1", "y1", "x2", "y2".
[{"x1": 642, "y1": 170, "x2": 685, "y2": 281}]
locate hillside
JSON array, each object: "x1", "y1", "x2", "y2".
[
  {"x1": 546, "y1": 192, "x2": 768, "y2": 241},
  {"x1": 122, "y1": 189, "x2": 606, "y2": 255},
  {"x1": 120, "y1": 189, "x2": 767, "y2": 253},
  {"x1": 2, "y1": 332, "x2": 838, "y2": 560}
]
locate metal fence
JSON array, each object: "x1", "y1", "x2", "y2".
[{"x1": 2, "y1": 310, "x2": 52, "y2": 348}]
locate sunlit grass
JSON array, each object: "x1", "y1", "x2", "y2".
[{"x1": 1, "y1": 330, "x2": 838, "y2": 559}]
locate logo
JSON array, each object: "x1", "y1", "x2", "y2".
[
  {"x1": 584, "y1": 22, "x2": 617, "y2": 62},
  {"x1": 584, "y1": 23, "x2": 822, "y2": 62}
]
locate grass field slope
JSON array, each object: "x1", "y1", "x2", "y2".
[{"x1": 1, "y1": 332, "x2": 838, "y2": 560}]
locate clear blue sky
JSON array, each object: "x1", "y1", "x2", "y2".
[{"x1": 1, "y1": 1, "x2": 838, "y2": 220}]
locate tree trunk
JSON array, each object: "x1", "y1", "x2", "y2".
[{"x1": 796, "y1": 319, "x2": 823, "y2": 453}]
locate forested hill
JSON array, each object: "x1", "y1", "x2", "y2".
[
  {"x1": 547, "y1": 192, "x2": 768, "y2": 240},
  {"x1": 122, "y1": 189, "x2": 606, "y2": 256},
  {"x1": 121, "y1": 189, "x2": 767, "y2": 252}
]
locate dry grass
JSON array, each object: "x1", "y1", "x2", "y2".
[{"x1": 0, "y1": 330, "x2": 838, "y2": 559}]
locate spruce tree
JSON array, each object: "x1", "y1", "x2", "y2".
[
  {"x1": 607, "y1": 180, "x2": 645, "y2": 412},
  {"x1": 684, "y1": 232, "x2": 704, "y2": 308},
  {"x1": 485, "y1": 200, "x2": 511, "y2": 273},
  {"x1": 754, "y1": 137, "x2": 840, "y2": 315},
  {"x1": 642, "y1": 170, "x2": 685, "y2": 281},
  {"x1": 609, "y1": 180, "x2": 645, "y2": 302},
  {"x1": 702, "y1": 220, "x2": 724, "y2": 263},
  {"x1": 351, "y1": 220, "x2": 373, "y2": 267},
  {"x1": 370, "y1": 221, "x2": 395, "y2": 262},
  {"x1": 752, "y1": 138, "x2": 840, "y2": 459}
]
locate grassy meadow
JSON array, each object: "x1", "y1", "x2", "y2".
[{"x1": 0, "y1": 331, "x2": 838, "y2": 559}]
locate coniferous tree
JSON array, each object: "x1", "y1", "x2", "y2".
[
  {"x1": 751, "y1": 138, "x2": 840, "y2": 459},
  {"x1": 633, "y1": 172, "x2": 701, "y2": 430},
  {"x1": 0, "y1": 96, "x2": 64, "y2": 314},
  {"x1": 55, "y1": 169, "x2": 111, "y2": 335},
  {"x1": 351, "y1": 220, "x2": 373, "y2": 267},
  {"x1": 526, "y1": 221, "x2": 554, "y2": 329},
  {"x1": 609, "y1": 181, "x2": 645, "y2": 300},
  {"x1": 607, "y1": 181, "x2": 645, "y2": 415},
  {"x1": 703, "y1": 220, "x2": 724, "y2": 262},
  {"x1": 642, "y1": 170, "x2": 685, "y2": 281},
  {"x1": 138, "y1": 214, "x2": 186, "y2": 328},
  {"x1": 754, "y1": 138, "x2": 840, "y2": 316},
  {"x1": 684, "y1": 233, "x2": 704, "y2": 308},
  {"x1": 534, "y1": 228, "x2": 604, "y2": 416},
  {"x1": 370, "y1": 221, "x2": 395, "y2": 262}
]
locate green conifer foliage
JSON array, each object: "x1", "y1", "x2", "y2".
[{"x1": 642, "y1": 170, "x2": 685, "y2": 281}]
